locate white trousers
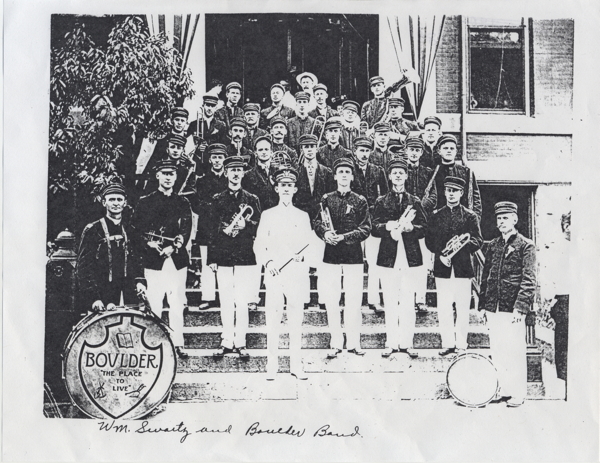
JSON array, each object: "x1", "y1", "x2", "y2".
[
  {"x1": 144, "y1": 258, "x2": 187, "y2": 347},
  {"x1": 199, "y1": 245, "x2": 216, "y2": 301},
  {"x1": 487, "y1": 310, "x2": 527, "y2": 401},
  {"x1": 363, "y1": 235, "x2": 382, "y2": 305},
  {"x1": 216, "y1": 265, "x2": 259, "y2": 349},
  {"x1": 436, "y1": 275, "x2": 472, "y2": 349},
  {"x1": 379, "y1": 265, "x2": 421, "y2": 349},
  {"x1": 319, "y1": 263, "x2": 364, "y2": 350},
  {"x1": 415, "y1": 238, "x2": 433, "y2": 304},
  {"x1": 264, "y1": 267, "x2": 308, "y2": 374}
]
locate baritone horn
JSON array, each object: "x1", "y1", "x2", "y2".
[
  {"x1": 441, "y1": 233, "x2": 471, "y2": 259},
  {"x1": 224, "y1": 203, "x2": 254, "y2": 237}
]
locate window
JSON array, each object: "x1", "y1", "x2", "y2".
[{"x1": 468, "y1": 23, "x2": 528, "y2": 113}]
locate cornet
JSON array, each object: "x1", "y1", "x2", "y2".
[
  {"x1": 441, "y1": 233, "x2": 471, "y2": 259},
  {"x1": 320, "y1": 203, "x2": 335, "y2": 233},
  {"x1": 311, "y1": 115, "x2": 326, "y2": 143},
  {"x1": 223, "y1": 204, "x2": 254, "y2": 237}
]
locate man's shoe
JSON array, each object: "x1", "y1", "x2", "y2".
[
  {"x1": 506, "y1": 399, "x2": 524, "y2": 408},
  {"x1": 348, "y1": 348, "x2": 366, "y2": 356},
  {"x1": 213, "y1": 346, "x2": 235, "y2": 357},
  {"x1": 399, "y1": 348, "x2": 419, "y2": 359},
  {"x1": 381, "y1": 348, "x2": 399, "y2": 358},
  {"x1": 490, "y1": 395, "x2": 512, "y2": 404},
  {"x1": 291, "y1": 371, "x2": 308, "y2": 380},
  {"x1": 439, "y1": 347, "x2": 457, "y2": 357},
  {"x1": 326, "y1": 348, "x2": 342, "y2": 359},
  {"x1": 175, "y1": 347, "x2": 189, "y2": 359},
  {"x1": 368, "y1": 304, "x2": 385, "y2": 313},
  {"x1": 235, "y1": 347, "x2": 251, "y2": 360}
]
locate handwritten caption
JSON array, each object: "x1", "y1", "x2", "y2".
[{"x1": 98, "y1": 420, "x2": 361, "y2": 443}]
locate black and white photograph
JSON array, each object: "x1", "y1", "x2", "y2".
[{"x1": 3, "y1": 1, "x2": 599, "y2": 461}]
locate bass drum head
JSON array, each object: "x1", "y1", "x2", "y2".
[
  {"x1": 446, "y1": 353, "x2": 498, "y2": 408},
  {"x1": 63, "y1": 308, "x2": 176, "y2": 420}
]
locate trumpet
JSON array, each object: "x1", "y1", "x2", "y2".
[
  {"x1": 441, "y1": 233, "x2": 471, "y2": 259},
  {"x1": 223, "y1": 204, "x2": 254, "y2": 237},
  {"x1": 320, "y1": 203, "x2": 335, "y2": 233}
]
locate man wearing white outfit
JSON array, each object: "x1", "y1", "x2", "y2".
[
  {"x1": 372, "y1": 158, "x2": 427, "y2": 358},
  {"x1": 254, "y1": 167, "x2": 317, "y2": 380},
  {"x1": 132, "y1": 159, "x2": 193, "y2": 359}
]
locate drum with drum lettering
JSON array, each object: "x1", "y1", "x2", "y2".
[
  {"x1": 63, "y1": 306, "x2": 176, "y2": 419},
  {"x1": 446, "y1": 352, "x2": 499, "y2": 408}
]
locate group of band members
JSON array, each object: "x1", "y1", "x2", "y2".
[{"x1": 76, "y1": 74, "x2": 536, "y2": 405}]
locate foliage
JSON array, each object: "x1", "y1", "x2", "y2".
[{"x1": 48, "y1": 16, "x2": 195, "y2": 198}]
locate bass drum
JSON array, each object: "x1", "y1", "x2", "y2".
[
  {"x1": 63, "y1": 306, "x2": 176, "y2": 420},
  {"x1": 446, "y1": 353, "x2": 498, "y2": 408}
]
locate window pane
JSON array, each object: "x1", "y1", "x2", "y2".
[{"x1": 469, "y1": 29, "x2": 525, "y2": 111}]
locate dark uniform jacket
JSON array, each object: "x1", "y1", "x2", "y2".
[
  {"x1": 425, "y1": 204, "x2": 483, "y2": 279},
  {"x1": 294, "y1": 162, "x2": 336, "y2": 222},
  {"x1": 406, "y1": 163, "x2": 437, "y2": 214},
  {"x1": 420, "y1": 138, "x2": 440, "y2": 169},
  {"x1": 371, "y1": 191, "x2": 427, "y2": 268},
  {"x1": 186, "y1": 117, "x2": 228, "y2": 147},
  {"x1": 272, "y1": 142, "x2": 299, "y2": 168},
  {"x1": 208, "y1": 188, "x2": 261, "y2": 267},
  {"x1": 313, "y1": 190, "x2": 372, "y2": 265},
  {"x1": 243, "y1": 126, "x2": 269, "y2": 151},
  {"x1": 361, "y1": 97, "x2": 387, "y2": 129},
  {"x1": 242, "y1": 163, "x2": 278, "y2": 211},
  {"x1": 194, "y1": 169, "x2": 228, "y2": 245},
  {"x1": 340, "y1": 125, "x2": 360, "y2": 152},
  {"x1": 479, "y1": 232, "x2": 536, "y2": 315},
  {"x1": 215, "y1": 105, "x2": 243, "y2": 130},
  {"x1": 226, "y1": 144, "x2": 255, "y2": 168},
  {"x1": 287, "y1": 116, "x2": 321, "y2": 152},
  {"x1": 370, "y1": 145, "x2": 391, "y2": 172},
  {"x1": 132, "y1": 190, "x2": 193, "y2": 271},
  {"x1": 317, "y1": 143, "x2": 353, "y2": 169},
  {"x1": 351, "y1": 162, "x2": 389, "y2": 213},
  {"x1": 432, "y1": 162, "x2": 482, "y2": 221},
  {"x1": 144, "y1": 156, "x2": 197, "y2": 198},
  {"x1": 308, "y1": 106, "x2": 339, "y2": 120},
  {"x1": 77, "y1": 216, "x2": 143, "y2": 309},
  {"x1": 259, "y1": 104, "x2": 296, "y2": 129}
]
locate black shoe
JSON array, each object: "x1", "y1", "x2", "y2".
[
  {"x1": 318, "y1": 303, "x2": 326, "y2": 311},
  {"x1": 291, "y1": 372, "x2": 308, "y2": 380},
  {"x1": 368, "y1": 304, "x2": 385, "y2": 313},
  {"x1": 348, "y1": 348, "x2": 366, "y2": 356},
  {"x1": 175, "y1": 347, "x2": 189, "y2": 359},
  {"x1": 326, "y1": 348, "x2": 342, "y2": 359},
  {"x1": 381, "y1": 348, "x2": 399, "y2": 358},
  {"x1": 235, "y1": 347, "x2": 250, "y2": 360},
  {"x1": 490, "y1": 395, "x2": 512, "y2": 404},
  {"x1": 213, "y1": 346, "x2": 235, "y2": 357},
  {"x1": 399, "y1": 348, "x2": 418, "y2": 359},
  {"x1": 439, "y1": 347, "x2": 457, "y2": 357}
]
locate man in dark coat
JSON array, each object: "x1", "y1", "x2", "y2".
[
  {"x1": 317, "y1": 118, "x2": 353, "y2": 169},
  {"x1": 431, "y1": 134, "x2": 482, "y2": 221},
  {"x1": 77, "y1": 183, "x2": 144, "y2": 312},
  {"x1": 214, "y1": 81, "x2": 243, "y2": 130},
  {"x1": 187, "y1": 94, "x2": 228, "y2": 172},
  {"x1": 294, "y1": 134, "x2": 336, "y2": 223},
  {"x1": 308, "y1": 83, "x2": 339, "y2": 120},
  {"x1": 287, "y1": 92, "x2": 322, "y2": 152},
  {"x1": 478, "y1": 201, "x2": 536, "y2": 407},
  {"x1": 242, "y1": 135, "x2": 278, "y2": 211},
  {"x1": 259, "y1": 83, "x2": 296, "y2": 130},
  {"x1": 193, "y1": 144, "x2": 229, "y2": 304},
  {"x1": 351, "y1": 136, "x2": 388, "y2": 311},
  {"x1": 372, "y1": 158, "x2": 427, "y2": 358},
  {"x1": 420, "y1": 116, "x2": 443, "y2": 169},
  {"x1": 313, "y1": 158, "x2": 372, "y2": 359},
  {"x1": 132, "y1": 160, "x2": 193, "y2": 359},
  {"x1": 242, "y1": 103, "x2": 269, "y2": 151},
  {"x1": 361, "y1": 75, "x2": 388, "y2": 129},
  {"x1": 269, "y1": 116, "x2": 299, "y2": 168},
  {"x1": 425, "y1": 176, "x2": 483, "y2": 357},
  {"x1": 371, "y1": 122, "x2": 393, "y2": 171},
  {"x1": 387, "y1": 98, "x2": 421, "y2": 142},
  {"x1": 225, "y1": 117, "x2": 255, "y2": 167},
  {"x1": 208, "y1": 156, "x2": 262, "y2": 358},
  {"x1": 339, "y1": 100, "x2": 361, "y2": 152}
]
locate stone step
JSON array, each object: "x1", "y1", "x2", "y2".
[{"x1": 183, "y1": 331, "x2": 490, "y2": 350}]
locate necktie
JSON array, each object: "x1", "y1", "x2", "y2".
[{"x1": 305, "y1": 162, "x2": 316, "y2": 193}]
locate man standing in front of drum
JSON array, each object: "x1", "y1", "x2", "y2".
[
  {"x1": 132, "y1": 160, "x2": 193, "y2": 359},
  {"x1": 478, "y1": 201, "x2": 536, "y2": 407}
]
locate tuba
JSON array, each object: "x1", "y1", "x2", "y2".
[{"x1": 224, "y1": 204, "x2": 254, "y2": 237}]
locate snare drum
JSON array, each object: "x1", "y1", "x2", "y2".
[
  {"x1": 63, "y1": 306, "x2": 176, "y2": 419},
  {"x1": 446, "y1": 353, "x2": 498, "y2": 408}
]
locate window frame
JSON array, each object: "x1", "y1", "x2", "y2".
[{"x1": 465, "y1": 19, "x2": 531, "y2": 116}]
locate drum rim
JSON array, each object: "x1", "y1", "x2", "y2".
[
  {"x1": 63, "y1": 308, "x2": 177, "y2": 420},
  {"x1": 446, "y1": 352, "x2": 499, "y2": 408}
]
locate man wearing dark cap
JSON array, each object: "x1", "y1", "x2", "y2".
[
  {"x1": 132, "y1": 160, "x2": 193, "y2": 359},
  {"x1": 215, "y1": 81, "x2": 243, "y2": 129},
  {"x1": 425, "y1": 176, "x2": 483, "y2": 357},
  {"x1": 269, "y1": 116, "x2": 299, "y2": 168},
  {"x1": 309, "y1": 83, "x2": 339, "y2": 120},
  {"x1": 294, "y1": 134, "x2": 335, "y2": 222},
  {"x1": 77, "y1": 183, "x2": 144, "y2": 313},
  {"x1": 317, "y1": 117, "x2": 353, "y2": 169},
  {"x1": 242, "y1": 135, "x2": 278, "y2": 211},
  {"x1": 372, "y1": 158, "x2": 427, "y2": 359},
  {"x1": 313, "y1": 157, "x2": 372, "y2": 359},
  {"x1": 254, "y1": 167, "x2": 318, "y2": 380},
  {"x1": 187, "y1": 94, "x2": 228, "y2": 171},
  {"x1": 388, "y1": 98, "x2": 421, "y2": 141},
  {"x1": 287, "y1": 92, "x2": 322, "y2": 152},
  {"x1": 242, "y1": 103, "x2": 269, "y2": 150},
  {"x1": 208, "y1": 156, "x2": 262, "y2": 358},
  {"x1": 371, "y1": 122, "x2": 392, "y2": 169},
  {"x1": 193, "y1": 144, "x2": 229, "y2": 305},
  {"x1": 431, "y1": 134, "x2": 482, "y2": 221},
  {"x1": 350, "y1": 136, "x2": 388, "y2": 311},
  {"x1": 226, "y1": 117, "x2": 255, "y2": 167},
  {"x1": 420, "y1": 116, "x2": 443, "y2": 169},
  {"x1": 361, "y1": 76, "x2": 388, "y2": 129},
  {"x1": 478, "y1": 202, "x2": 536, "y2": 407},
  {"x1": 340, "y1": 100, "x2": 361, "y2": 152},
  {"x1": 296, "y1": 71, "x2": 318, "y2": 112},
  {"x1": 260, "y1": 83, "x2": 296, "y2": 129}
]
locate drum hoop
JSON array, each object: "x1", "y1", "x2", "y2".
[{"x1": 446, "y1": 352, "x2": 499, "y2": 408}]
